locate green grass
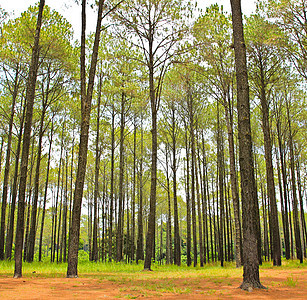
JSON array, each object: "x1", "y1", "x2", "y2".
[
  {"x1": 284, "y1": 276, "x2": 298, "y2": 287},
  {"x1": 0, "y1": 258, "x2": 306, "y2": 280}
]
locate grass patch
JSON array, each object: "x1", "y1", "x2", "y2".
[{"x1": 284, "y1": 276, "x2": 298, "y2": 287}]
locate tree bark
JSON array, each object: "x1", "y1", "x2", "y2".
[
  {"x1": 26, "y1": 82, "x2": 49, "y2": 262},
  {"x1": 13, "y1": 1, "x2": 45, "y2": 277},
  {"x1": 230, "y1": 0, "x2": 264, "y2": 289},
  {"x1": 0, "y1": 66, "x2": 20, "y2": 260},
  {"x1": 92, "y1": 73, "x2": 102, "y2": 262},
  {"x1": 259, "y1": 66, "x2": 281, "y2": 266},
  {"x1": 286, "y1": 99, "x2": 303, "y2": 263},
  {"x1": 38, "y1": 117, "x2": 54, "y2": 261},
  {"x1": 5, "y1": 98, "x2": 26, "y2": 260},
  {"x1": 67, "y1": 0, "x2": 104, "y2": 277}
]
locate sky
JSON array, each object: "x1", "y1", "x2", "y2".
[{"x1": 0, "y1": 0, "x2": 257, "y2": 40}]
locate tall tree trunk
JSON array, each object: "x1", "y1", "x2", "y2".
[
  {"x1": 296, "y1": 158, "x2": 307, "y2": 258},
  {"x1": 171, "y1": 106, "x2": 180, "y2": 266},
  {"x1": 109, "y1": 106, "x2": 115, "y2": 262},
  {"x1": 67, "y1": 0, "x2": 104, "y2": 278},
  {"x1": 136, "y1": 117, "x2": 144, "y2": 263},
  {"x1": 26, "y1": 92, "x2": 49, "y2": 262},
  {"x1": 224, "y1": 92, "x2": 242, "y2": 267},
  {"x1": 14, "y1": 0, "x2": 45, "y2": 277},
  {"x1": 62, "y1": 153, "x2": 69, "y2": 263},
  {"x1": 0, "y1": 66, "x2": 20, "y2": 260},
  {"x1": 230, "y1": 0, "x2": 264, "y2": 289},
  {"x1": 116, "y1": 92, "x2": 126, "y2": 262},
  {"x1": 165, "y1": 143, "x2": 172, "y2": 265},
  {"x1": 195, "y1": 142, "x2": 204, "y2": 267},
  {"x1": 276, "y1": 114, "x2": 290, "y2": 259},
  {"x1": 184, "y1": 128, "x2": 192, "y2": 267},
  {"x1": 144, "y1": 42, "x2": 158, "y2": 270},
  {"x1": 131, "y1": 117, "x2": 137, "y2": 262},
  {"x1": 5, "y1": 97, "x2": 26, "y2": 260},
  {"x1": 38, "y1": 117, "x2": 54, "y2": 261},
  {"x1": 217, "y1": 103, "x2": 224, "y2": 267},
  {"x1": 259, "y1": 68, "x2": 281, "y2": 266},
  {"x1": 92, "y1": 73, "x2": 102, "y2": 262},
  {"x1": 286, "y1": 100, "x2": 303, "y2": 263}
]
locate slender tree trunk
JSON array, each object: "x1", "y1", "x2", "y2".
[
  {"x1": 109, "y1": 106, "x2": 115, "y2": 262},
  {"x1": 67, "y1": 0, "x2": 104, "y2": 277},
  {"x1": 277, "y1": 118, "x2": 290, "y2": 259},
  {"x1": 5, "y1": 98, "x2": 26, "y2": 260},
  {"x1": 217, "y1": 103, "x2": 224, "y2": 267},
  {"x1": 224, "y1": 93, "x2": 242, "y2": 267},
  {"x1": 92, "y1": 73, "x2": 102, "y2": 262},
  {"x1": 14, "y1": 0, "x2": 45, "y2": 277},
  {"x1": 131, "y1": 118, "x2": 137, "y2": 261},
  {"x1": 230, "y1": 0, "x2": 264, "y2": 289},
  {"x1": 116, "y1": 92, "x2": 126, "y2": 262},
  {"x1": 195, "y1": 143, "x2": 204, "y2": 267},
  {"x1": 171, "y1": 107, "x2": 180, "y2": 266},
  {"x1": 184, "y1": 129, "x2": 192, "y2": 267},
  {"x1": 296, "y1": 159, "x2": 307, "y2": 258},
  {"x1": 165, "y1": 143, "x2": 172, "y2": 265},
  {"x1": 27, "y1": 98, "x2": 48, "y2": 262},
  {"x1": 38, "y1": 117, "x2": 54, "y2": 261},
  {"x1": 0, "y1": 66, "x2": 20, "y2": 260},
  {"x1": 259, "y1": 69, "x2": 281, "y2": 266},
  {"x1": 190, "y1": 109, "x2": 198, "y2": 268},
  {"x1": 144, "y1": 42, "x2": 158, "y2": 270},
  {"x1": 286, "y1": 100, "x2": 303, "y2": 263},
  {"x1": 136, "y1": 117, "x2": 144, "y2": 263}
]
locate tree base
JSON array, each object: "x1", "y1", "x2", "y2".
[
  {"x1": 143, "y1": 268, "x2": 153, "y2": 271},
  {"x1": 239, "y1": 281, "x2": 267, "y2": 291},
  {"x1": 13, "y1": 274, "x2": 22, "y2": 279},
  {"x1": 66, "y1": 274, "x2": 78, "y2": 278}
]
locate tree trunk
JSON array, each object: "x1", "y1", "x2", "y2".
[
  {"x1": 144, "y1": 42, "x2": 158, "y2": 270},
  {"x1": 217, "y1": 103, "x2": 224, "y2": 267},
  {"x1": 27, "y1": 92, "x2": 49, "y2": 262},
  {"x1": 190, "y1": 104, "x2": 198, "y2": 268},
  {"x1": 184, "y1": 128, "x2": 192, "y2": 267},
  {"x1": 5, "y1": 98, "x2": 26, "y2": 260},
  {"x1": 171, "y1": 107, "x2": 180, "y2": 266},
  {"x1": 224, "y1": 92, "x2": 242, "y2": 267},
  {"x1": 276, "y1": 115, "x2": 290, "y2": 259},
  {"x1": 165, "y1": 143, "x2": 172, "y2": 265},
  {"x1": 131, "y1": 117, "x2": 137, "y2": 262},
  {"x1": 67, "y1": 0, "x2": 104, "y2": 278},
  {"x1": 259, "y1": 68, "x2": 281, "y2": 266},
  {"x1": 109, "y1": 106, "x2": 115, "y2": 262},
  {"x1": 296, "y1": 158, "x2": 307, "y2": 258},
  {"x1": 230, "y1": 0, "x2": 264, "y2": 289},
  {"x1": 286, "y1": 99, "x2": 303, "y2": 263},
  {"x1": 92, "y1": 73, "x2": 102, "y2": 262},
  {"x1": 195, "y1": 143, "x2": 204, "y2": 267},
  {"x1": 0, "y1": 66, "x2": 20, "y2": 260},
  {"x1": 38, "y1": 117, "x2": 54, "y2": 261},
  {"x1": 136, "y1": 116, "x2": 144, "y2": 263},
  {"x1": 116, "y1": 92, "x2": 126, "y2": 262}
]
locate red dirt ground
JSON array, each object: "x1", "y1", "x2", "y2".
[{"x1": 0, "y1": 268, "x2": 306, "y2": 299}]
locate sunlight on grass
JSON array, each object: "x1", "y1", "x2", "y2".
[{"x1": 0, "y1": 258, "x2": 305, "y2": 283}]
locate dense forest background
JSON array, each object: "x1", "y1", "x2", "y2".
[{"x1": 0, "y1": 0, "x2": 306, "y2": 275}]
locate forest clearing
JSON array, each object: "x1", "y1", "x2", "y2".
[
  {"x1": 0, "y1": 260, "x2": 306, "y2": 299},
  {"x1": 0, "y1": 0, "x2": 306, "y2": 297}
]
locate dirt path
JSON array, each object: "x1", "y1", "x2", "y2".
[{"x1": 0, "y1": 268, "x2": 306, "y2": 299}]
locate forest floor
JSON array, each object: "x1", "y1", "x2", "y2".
[{"x1": 0, "y1": 260, "x2": 306, "y2": 299}]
